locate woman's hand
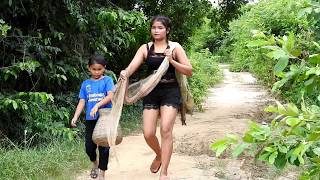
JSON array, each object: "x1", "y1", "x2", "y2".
[
  {"x1": 164, "y1": 49, "x2": 174, "y2": 64},
  {"x1": 120, "y1": 70, "x2": 128, "y2": 80}
]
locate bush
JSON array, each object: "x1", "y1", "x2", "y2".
[{"x1": 189, "y1": 49, "x2": 222, "y2": 110}]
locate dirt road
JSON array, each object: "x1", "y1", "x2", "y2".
[{"x1": 77, "y1": 65, "x2": 296, "y2": 180}]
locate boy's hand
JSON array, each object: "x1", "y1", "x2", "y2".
[
  {"x1": 90, "y1": 105, "x2": 99, "y2": 118},
  {"x1": 70, "y1": 118, "x2": 77, "y2": 128}
]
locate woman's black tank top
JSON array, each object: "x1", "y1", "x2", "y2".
[{"x1": 146, "y1": 43, "x2": 176, "y2": 80}]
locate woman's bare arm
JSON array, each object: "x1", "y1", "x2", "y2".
[
  {"x1": 124, "y1": 44, "x2": 147, "y2": 77},
  {"x1": 168, "y1": 43, "x2": 192, "y2": 77}
]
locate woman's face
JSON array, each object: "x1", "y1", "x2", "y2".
[{"x1": 151, "y1": 21, "x2": 168, "y2": 41}]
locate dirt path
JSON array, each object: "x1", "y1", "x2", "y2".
[{"x1": 77, "y1": 64, "x2": 296, "y2": 180}]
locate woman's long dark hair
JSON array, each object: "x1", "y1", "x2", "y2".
[{"x1": 150, "y1": 15, "x2": 172, "y2": 42}]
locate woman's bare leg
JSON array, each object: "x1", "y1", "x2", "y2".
[
  {"x1": 143, "y1": 109, "x2": 161, "y2": 160},
  {"x1": 159, "y1": 105, "x2": 177, "y2": 177}
]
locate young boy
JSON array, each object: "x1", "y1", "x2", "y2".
[{"x1": 71, "y1": 54, "x2": 114, "y2": 179}]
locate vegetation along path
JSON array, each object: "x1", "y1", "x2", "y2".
[{"x1": 77, "y1": 64, "x2": 297, "y2": 180}]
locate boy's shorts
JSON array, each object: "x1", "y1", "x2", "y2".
[{"x1": 143, "y1": 82, "x2": 181, "y2": 110}]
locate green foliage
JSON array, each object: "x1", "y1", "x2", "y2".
[
  {"x1": 189, "y1": 49, "x2": 222, "y2": 110},
  {"x1": 246, "y1": 30, "x2": 320, "y2": 106},
  {"x1": 205, "y1": 0, "x2": 248, "y2": 52},
  {"x1": 137, "y1": 0, "x2": 211, "y2": 46},
  {"x1": 211, "y1": 102, "x2": 320, "y2": 179},
  {"x1": 223, "y1": 0, "x2": 310, "y2": 72},
  {"x1": 0, "y1": 92, "x2": 78, "y2": 142},
  {"x1": 0, "y1": 1, "x2": 147, "y2": 143}
]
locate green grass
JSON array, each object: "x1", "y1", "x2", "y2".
[{"x1": 0, "y1": 140, "x2": 89, "y2": 180}]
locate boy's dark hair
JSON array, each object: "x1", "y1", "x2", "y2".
[
  {"x1": 150, "y1": 15, "x2": 172, "y2": 41},
  {"x1": 88, "y1": 54, "x2": 107, "y2": 67}
]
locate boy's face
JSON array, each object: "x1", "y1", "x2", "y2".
[{"x1": 88, "y1": 64, "x2": 105, "y2": 79}]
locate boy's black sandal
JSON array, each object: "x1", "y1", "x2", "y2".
[{"x1": 90, "y1": 168, "x2": 99, "y2": 179}]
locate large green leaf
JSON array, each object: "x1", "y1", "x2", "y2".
[
  {"x1": 286, "y1": 117, "x2": 301, "y2": 127},
  {"x1": 273, "y1": 56, "x2": 289, "y2": 74},
  {"x1": 286, "y1": 103, "x2": 300, "y2": 116},
  {"x1": 274, "y1": 153, "x2": 287, "y2": 169},
  {"x1": 232, "y1": 143, "x2": 249, "y2": 158},
  {"x1": 284, "y1": 32, "x2": 295, "y2": 53},
  {"x1": 267, "y1": 49, "x2": 287, "y2": 60}
]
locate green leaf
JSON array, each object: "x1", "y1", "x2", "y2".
[
  {"x1": 40, "y1": 94, "x2": 48, "y2": 104},
  {"x1": 269, "y1": 152, "x2": 278, "y2": 164},
  {"x1": 57, "y1": 111, "x2": 64, "y2": 120},
  {"x1": 285, "y1": 32, "x2": 295, "y2": 53},
  {"x1": 258, "y1": 152, "x2": 270, "y2": 161},
  {"x1": 278, "y1": 145, "x2": 288, "y2": 153},
  {"x1": 298, "y1": 155, "x2": 305, "y2": 165},
  {"x1": 60, "y1": 75, "x2": 67, "y2": 81},
  {"x1": 308, "y1": 54, "x2": 320, "y2": 64},
  {"x1": 286, "y1": 103, "x2": 299, "y2": 116},
  {"x1": 308, "y1": 133, "x2": 320, "y2": 141},
  {"x1": 210, "y1": 139, "x2": 227, "y2": 150},
  {"x1": 243, "y1": 133, "x2": 254, "y2": 143},
  {"x1": 232, "y1": 143, "x2": 249, "y2": 158},
  {"x1": 12, "y1": 100, "x2": 18, "y2": 110},
  {"x1": 251, "y1": 30, "x2": 266, "y2": 38},
  {"x1": 273, "y1": 56, "x2": 289, "y2": 74},
  {"x1": 313, "y1": 148, "x2": 320, "y2": 156},
  {"x1": 264, "y1": 146, "x2": 275, "y2": 152},
  {"x1": 264, "y1": 105, "x2": 278, "y2": 113},
  {"x1": 314, "y1": 42, "x2": 320, "y2": 50},
  {"x1": 304, "y1": 78, "x2": 314, "y2": 86},
  {"x1": 267, "y1": 49, "x2": 287, "y2": 60},
  {"x1": 274, "y1": 153, "x2": 287, "y2": 169},
  {"x1": 297, "y1": 7, "x2": 313, "y2": 18},
  {"x1": 276, "y1": 101, "x2": 287, "y2": 115},
  {"x1": 215, "y1": 144, "x2": 228, "y2": 157},
  {"x1": 291, "y1": 48, "x2": 302, "y2": 57},
  {"x1": 22, "y1": 104, "x2": 28, "y2": 110},
  {"x1": 286, "y1": 117, "x2": 301, "y2": 127}
]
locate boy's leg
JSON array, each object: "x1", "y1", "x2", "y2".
[
  {"x1": 98, "y1": 146, "x2": 110, "y2": 170},
  {"x1": 85, "y1": 121, "x2": 99, "y2": 178},
  {"x1": 85, "y1": 121, "x2": 98, "y2": 162},
  {"x1": 97, "y1": 146, "x2": 110, "y2": 179}
]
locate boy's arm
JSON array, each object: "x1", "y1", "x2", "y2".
[
  {"x1": 71, "y1": 99, "x2": 85, "y2": 127},
  {"x1": 90, "y1": 91, "x2": 114, "y2": 118}
]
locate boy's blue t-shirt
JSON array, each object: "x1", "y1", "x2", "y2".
[{"x1": 79, "y1": 76, "x2": 115, "y2": 120}]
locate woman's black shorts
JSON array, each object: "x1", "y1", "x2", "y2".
[{"x1": 143, "y1": 82, "x2": 181, "y2": 110}]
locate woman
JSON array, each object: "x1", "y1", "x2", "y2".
[{"x1": 120, "y1": 15, "x2": 192, "y2": 180}]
